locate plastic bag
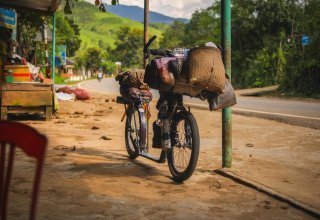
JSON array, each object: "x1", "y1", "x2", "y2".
[{"x1": 207, "y1": 80, "x2": 237, "y2": 111}]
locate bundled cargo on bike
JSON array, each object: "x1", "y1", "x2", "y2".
[
  {"x1": 115, "y1": 68, "x2": 152, "y2": 102},
  {"x1": 144, "y1": 57, "x2": 176, "y2": 92},
  {"x1": 145, "y1": 46, "x2": 227, "y2": 96},
  {"x1": 116, "y1": 35, "x2": 236, "y2": 111}
]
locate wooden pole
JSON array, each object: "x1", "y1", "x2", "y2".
[
  {"x1": 44, "y1": 24, "x2": 49, "y2": 77},
  {"x1": 143, "y1": 0, "x2": 150, "y2": 147},
  {"x1": 143, "y1": 0, "x2": 149, "y2": 68}
]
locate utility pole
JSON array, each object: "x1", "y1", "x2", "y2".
[
  {"x1": 221, "y1": 0, "x2": 232, "y2": 168},
  {"x1": 143, "y1": 0, "x2": 149, "y2": 68}
]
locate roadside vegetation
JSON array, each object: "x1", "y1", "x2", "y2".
[
  {"x1": 66, "y1": 1, "x2": 163, "y2": 74},
  {"x1": 159, "y1": 0, "x2": 320, "y2": 97},
  {"x1": 16, "y1": 0, "x2": 319, "y2": 97}
]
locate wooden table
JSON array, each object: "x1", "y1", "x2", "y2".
[{"x1": 0, "y1": 83, "x2": 54, "y2": 121}]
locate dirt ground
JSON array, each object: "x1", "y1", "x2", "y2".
[{"x1": 6, "y1": 92, "x2": 320, "y2": 220}]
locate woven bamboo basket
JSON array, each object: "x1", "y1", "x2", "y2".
[{"x1": 187, "y1": 46, "x2": 226, "y2": 94}]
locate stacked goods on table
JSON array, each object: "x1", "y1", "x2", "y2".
[
  {"x1": 2, "y1": 39, "x2": 52, "y2": 84},
  {"x1": 4, "y1": 65, "x2": 31, "y2": 83},
  {"x1": 2, "y1": 39, "x2": 30, "y2": 83},
  {"x1": 3, "y1": 63, "x2": 51, "y2": 84}
]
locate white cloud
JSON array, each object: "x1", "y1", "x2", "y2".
[{"x1": 85, "y1": 0, "x2": 214, "y2": 19}]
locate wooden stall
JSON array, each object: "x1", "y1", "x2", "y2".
[
  {"x1": 0, "y1": 83, "x2": 53, "y2": 120},
  {"x1": 0, "y1": 0, "x2": 60, "y2": 121}
]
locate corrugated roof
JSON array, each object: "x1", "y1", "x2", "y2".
[{"x1": 0, "y1": 0, "x2": 61, "y2": 15}]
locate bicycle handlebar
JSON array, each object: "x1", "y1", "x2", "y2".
[
  {"x1": 144, "y1": 35, "x2": 157, "y2": 53},
  {"x1": 144, "y1": 35, "x2": 173, "y2": 58},
  {"x1": 149, "y1": 49, "x2": 170, "y2": 56}
]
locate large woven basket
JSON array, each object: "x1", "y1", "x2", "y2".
[{"x1": 187, "y1": 46, "x2": 226, "y2": 94}]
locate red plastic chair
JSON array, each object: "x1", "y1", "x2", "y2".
[{"x1": 0, "y1": 121, "x2": 47, "y2": 220}]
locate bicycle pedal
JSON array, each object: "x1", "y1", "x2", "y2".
[
  {"x1": 152, "y1": 145, "x2": 162, "y2": 149},
  {"x1": 140, "y1": 146, "x2": 148, "y2": 153},
  {"x1": 162, "y1": 144, "x2": 171, "y2": 152}
]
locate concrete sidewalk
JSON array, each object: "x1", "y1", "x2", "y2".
[{"x1": 235, "y1": 85, "x2": 279, "y2": 96}]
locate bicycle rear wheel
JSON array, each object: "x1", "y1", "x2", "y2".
[
  {"x1": 125, "y1": 106, "x2": 141, "y2": 159},
  {"x1": 167, "y1": 111, "x2": 200, "y2": 182}
]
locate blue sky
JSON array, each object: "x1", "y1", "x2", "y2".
[{"x1": 85, "y1": 0, "x2": 214, "y2": 19}]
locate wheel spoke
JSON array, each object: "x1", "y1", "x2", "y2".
[
  {"x1": 172, "y1": 119, "x2": 193, "y2": 173},
  {"x1": 127, "y1": 109, "x2": 141, "y2": 152}
]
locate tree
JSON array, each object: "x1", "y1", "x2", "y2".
[
  {"x1": 183, "y1": 4, "x2": 220, "y2": 47},
  {"x1": 16, "y1": 11, "x2": 48, "y2": 61},
  {"x1": 280, "y1": 0, "x2": 320, "y2": 96},
  {"x1": 84, "y1": 47, "x2": 103, "y2": 73},
  {"x1": 65, "y1": 17, "x2": 82, "y2": 56},
  {"x1": 101, "y1": 60, "x2": 116, "y2": 75},
  {"x1": 231, "y1": 0, "x2": 303, "y2": 88},
  {"x1": 157, "y1": 0, "x2": 319, "y2": 96},
  {"x1": 111, "y1": 27, "x2": 144, "y2": 68},
  {"x1": 159, "y1": 21, "x2": 186, "y2": 49},
  {"x1": 56, "y1": 13, "x2": 81, "y2": 57}
]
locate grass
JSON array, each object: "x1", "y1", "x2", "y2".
[
  {"x1": 54, "y1": 75, "x2": 66, "y2": 84},
  {"x1": 65, "y1": 1, "x2": 165, "y2": 50},
  {"x1": 252, "y1": 90, "x2": 320, "y2": 100}
]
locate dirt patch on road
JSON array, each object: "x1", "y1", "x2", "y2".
[{"x1": 7, "y1": 93, "x2": 319, "y2": 219}]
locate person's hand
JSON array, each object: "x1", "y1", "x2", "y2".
[{"x1": 38, "y1": 72, "x2": 45, "y2": 80}]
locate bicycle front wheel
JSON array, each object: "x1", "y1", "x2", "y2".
[{"x1": 167, "y1": 111, "x2": 200, "y2": 182}]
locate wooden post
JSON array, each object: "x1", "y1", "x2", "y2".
[
  {"x1": 143, "y1": 0, "x2": 149, "y2": 68},
  {"x1": 143, "y1": 0, "x2": 150, "y2": 146}
]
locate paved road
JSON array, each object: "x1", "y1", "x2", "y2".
[{"x1": 80, "y1": 78, "x2": 320, "y2": 129}]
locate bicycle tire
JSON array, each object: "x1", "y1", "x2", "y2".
[
  {"x1": 167, "y1": 111, "x2": 200, "y2": 182},
  {"x1": 125, "y1": 106, "x2": 140, "y2": 159}
]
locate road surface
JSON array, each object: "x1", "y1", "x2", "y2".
[{"x1": 80, "y1": 78, "x2": 320, "y2": 129}]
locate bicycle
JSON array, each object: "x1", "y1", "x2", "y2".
[{"x1": 116, "y1": 36, "x2": 200, "y2": 182}]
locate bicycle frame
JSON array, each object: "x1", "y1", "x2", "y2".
[{"x1": 125, "y1": 99, "x2": 167, "y2": 164}]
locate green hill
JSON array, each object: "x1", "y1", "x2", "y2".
[{"x1": 65, "y1": 1, "x2": 165, "y2": 49}]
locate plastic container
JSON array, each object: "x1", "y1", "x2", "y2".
[
  {"x1": 172, "y1": 48, "x2": 189, "y2": 58},
  {"x1": 4, "y1": 65, "x2": 31, "y2": 82},
  {"x1": 5, "y1": 75, "x2": 14, "y2": 83}
]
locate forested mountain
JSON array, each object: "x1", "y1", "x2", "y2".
[{"x1": 103, "y1": 4, "x2": 189, "y2": 24}]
